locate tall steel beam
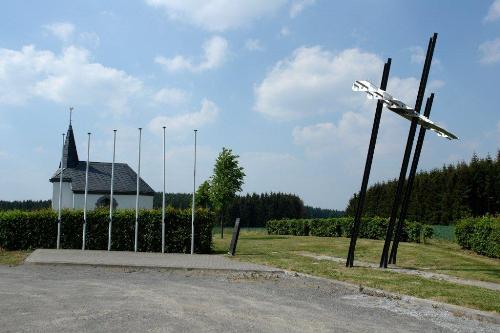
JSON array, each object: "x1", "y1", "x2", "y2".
[
  {"x1": 379, "y1": 33, "x2": 437, "y2": 268},
  {"x1": 346, "y1": 58, "x2": 392, "y2": 267},
  {"x1": 389, "y1": 94, "x2": 435, "y2": 264}
]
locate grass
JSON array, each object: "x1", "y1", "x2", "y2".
[
  {"x1": 213, "y1": 228, "x2": 500, "y2": 313},
  {"x1": 0, "y1": 249, "x2": 30, "y2": 266}
]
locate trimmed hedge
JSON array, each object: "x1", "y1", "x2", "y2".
[
  {"x1": 267, "y1": 217, "x2": 433, "y2": 243},
  {"x1": 455, "y1": 216, "x2": 499, "y2": 258},
  {"x1": 0, "y1": 208, "x2": 214, "y2": 253}
]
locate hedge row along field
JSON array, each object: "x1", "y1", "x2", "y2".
[
  {"x1": 0, "y1": 208, "x2": 214, "y2": 253},
  {"x1": 266, "y1": 217, "x2": 433, "y2": 243},
  {"x1": 455, "y1": 216, "x2": 499, "y2": 258}
]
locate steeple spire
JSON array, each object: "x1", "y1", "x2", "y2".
[{"x1": 60, "y1": 107, "x2": 79, "y2": 168}]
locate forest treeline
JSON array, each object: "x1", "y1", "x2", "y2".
[
  {"x1": 153, "y1": 192, "x2": 343, "y2": 227},
  {"x1": 0, "y1": 200, "x2": 51, "y2": 211},
  {"x1": 345, "y1": 151, "x2": 500, "y2": 225},
  {"x1": 0, "y1": 193, "x2": 343, "y2": 228}
]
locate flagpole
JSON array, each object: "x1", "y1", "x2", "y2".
[
  {"x1": 108, "y1": 129, "x2": 117, "y2": 251},
  {"x1": 134, "y1": 128, "x2": 142, "y2": 252},
  {"x1": 82, "y1": 132, "x2": 90, "y2": 250},
  {"x1": 57, "y1": 133, "x2": 65, "y2": 250},
  {"x1": 162, "y1": 126, "x2": 166, "y2": 254},
  {"x1": 191, "y1": 129, "x2": 197, "y2": 255}
]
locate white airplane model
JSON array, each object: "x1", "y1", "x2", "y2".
[{"x1": 352, "y1": 80, "x2": 458, "y2": 140}]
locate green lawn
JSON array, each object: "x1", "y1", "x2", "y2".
[
  {"x1": 0, "y1": 249, "x2": 30, "y2": 266},
  {"x1": 214, "y1": 228, "x2": 500, "y2": 313}
]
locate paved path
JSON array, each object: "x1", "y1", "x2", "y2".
[
  {"x1": 27, "y1": 249, "x2": 280, "y2": 272},
  {"x1": 0, "y1": 264, "x2": 498, "y2": 332},
  {"x1": 298, "y1": 251, "x2": 500, "y2": 291}
]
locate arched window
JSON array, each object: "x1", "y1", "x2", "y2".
[{"x1": 95, "y1": 195, "x2": 118, "y2": 209}]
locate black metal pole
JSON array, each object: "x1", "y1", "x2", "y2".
[
  {"x1": 389, "y1": 94, "x2": 434, "y2": 264},
  {"x1": 346, "y1": 58, "x2": 392, "y2": 267},
  {"x1": 379, "y1": 33, "x2": 437, "y2": 268}
]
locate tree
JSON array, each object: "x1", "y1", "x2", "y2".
[
  {"x1": 209, "y1": 147, "x2": 245, "y2": 238},
  {"x1": 196, "y1": 180, "x2": 212, "y2": 209}
]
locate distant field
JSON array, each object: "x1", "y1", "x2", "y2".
[{"x1": 432, "y1": 225, "x2": 456, "y2": 242}]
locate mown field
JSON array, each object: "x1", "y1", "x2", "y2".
[{"x1": 214, "y1": 228, "x2": 500, "y2": 313}]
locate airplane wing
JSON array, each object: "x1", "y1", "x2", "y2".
[
  {"x1": 352, "y1": 80, "x2": 459, "y2": 140},
  {"x1": 415, "y1": 115, "x2": 459, "y2": 140},
  {"x1": 352, "y1": 80, "x2": 393, "y2": 101}
]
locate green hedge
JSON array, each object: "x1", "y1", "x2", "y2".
[
  {"x1": 267, "y1": 217, "x2": 433, "y2": 243},
  {"x1": 0, "y1": 208, "x2": 214, "y2": 253},
  {"x1": 455, "y1": 216, "x2": 499, "y2": 258}
]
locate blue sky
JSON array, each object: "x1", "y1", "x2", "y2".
[{"x1": 0, "y1": 0, "x2": 499, "y2": 209}]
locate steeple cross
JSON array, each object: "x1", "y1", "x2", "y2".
[{"x1": 69, "y1": 107, "x2": 74, "y2": 124}]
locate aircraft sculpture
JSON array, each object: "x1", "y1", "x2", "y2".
[{"x1": 352, "y1": 80, "x2": 458, "y2": 140}]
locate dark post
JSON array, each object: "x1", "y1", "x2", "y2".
[
  {"x1": 379, "y1": 33, "x2": 437, "y2": 268},
  {"x1": 229, "y1": 218, "x2": 241, "y2": 256},
  {"x1": 346, "y1": 58, "x2": 392, "y2": 267},
  {"x1": 389, "y1": 94, "x2": 434, "y2": 264}
]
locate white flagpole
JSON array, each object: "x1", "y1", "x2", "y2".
[
  {"x1": 134, "y1": 128, "x2": 142, "y2": 252},
  {"x1": 108, "y1": 129, "x2": 117, "y2": 251},
  {"x1": 82, "y1": 132, "x2": 90, "y2": 250},
  {"x1": 57, "y1": 133, "x2": 65, "y2": 250},
  {"x1": 162, "y1": 126, "x2": 166, "y2": 254},
  {"x1": 191, "y1": 129, "x2": 197, "y2": 255}
]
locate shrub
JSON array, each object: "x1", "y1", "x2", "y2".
[
  {"x1": 0, "y1": 208, "x2": 214, "y2": 253},
  {"x1": 455, "y1": 216, "x2": 499, "y2": 258},
  {"x1": 266, "y1": 217, "x2": 432, "y2": 243}
]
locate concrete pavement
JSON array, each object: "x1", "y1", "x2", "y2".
[{"x1": 26, "y1": 249, "x2": 280, "y2": 272}]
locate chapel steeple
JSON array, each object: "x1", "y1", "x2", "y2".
[{"x1": 61, "y1": 107, "x2": 79, "y2": 168}]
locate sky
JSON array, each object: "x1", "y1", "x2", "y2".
[{"x1": 0, "y1": 0, "x2": 499, "y2": 209}]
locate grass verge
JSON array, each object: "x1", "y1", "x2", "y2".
[
  {"x1": 0, "y1": 249, "x2": 31, "y2": 266},
  {"x1": 214, "y1": 228, "x2": 500, "y2": 313}
]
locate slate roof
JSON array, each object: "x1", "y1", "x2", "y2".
[{"x1": 50, "y1": 162, "x2": 155, "y2": 196}]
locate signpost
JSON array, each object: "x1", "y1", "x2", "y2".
[{"x1": 229, "y1": 218, "x2": 241, "y2": 256}]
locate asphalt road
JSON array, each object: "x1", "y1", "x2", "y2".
[{"x1": 0, "y1": 264, "x2": 497, "y2": 333}]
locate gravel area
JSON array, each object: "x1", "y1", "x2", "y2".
[{"x1": 0, "y1": 264, "x2": 498, "y2": 332}]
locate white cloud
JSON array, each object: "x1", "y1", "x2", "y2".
[
  {"x1": 148, "y1": 99, "x2": 219, "y2": 136},
  {"x1": 79, "y1": 32, "x2": 100, "y2": 48},
  {"x1": 145, "y1": 0, "x2": 287, "y2": 31},
  {"x1": 289, "y1": 0, "x2": 315, "y2": 18},
  {"x1": 0, "y1": 45, "x2": 143, "y2": 113},
  {"x1": 479, "y1": 38, "x2": 500, "y2": 64},
  {"x1": 245, "y1": 39, "x2": 264, "y2": 51},
  {"x1": 155, "y1": 36, "x2": 228, "y2": 73},
  {"x1": 153, "y1": 87, "x2": 189, "y2": 106},
  {"x1": 256, "y1": 45, "x2": 448, "y2": 163},
  {"x1": 409, "y1": 46, "x2": 426, "y2": 64},
  {"x1": 485, "y1": 0, "x2": 500, "y2": 22},
  {"x1": 280, "y1": 26, "x2": 291, "y2": 37},
  {"x1": 43, "y1": 22, "x2": 75, "y2": 42},
  {"x1": 254, "y1": 46, "x2": 383, "y2": 120},
  {"x1": 409, "y1": 46, "x2": 441, "y2": 68},
  {"x1": 292, "y1": 113, "x2": 370, "y2": 156}
]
